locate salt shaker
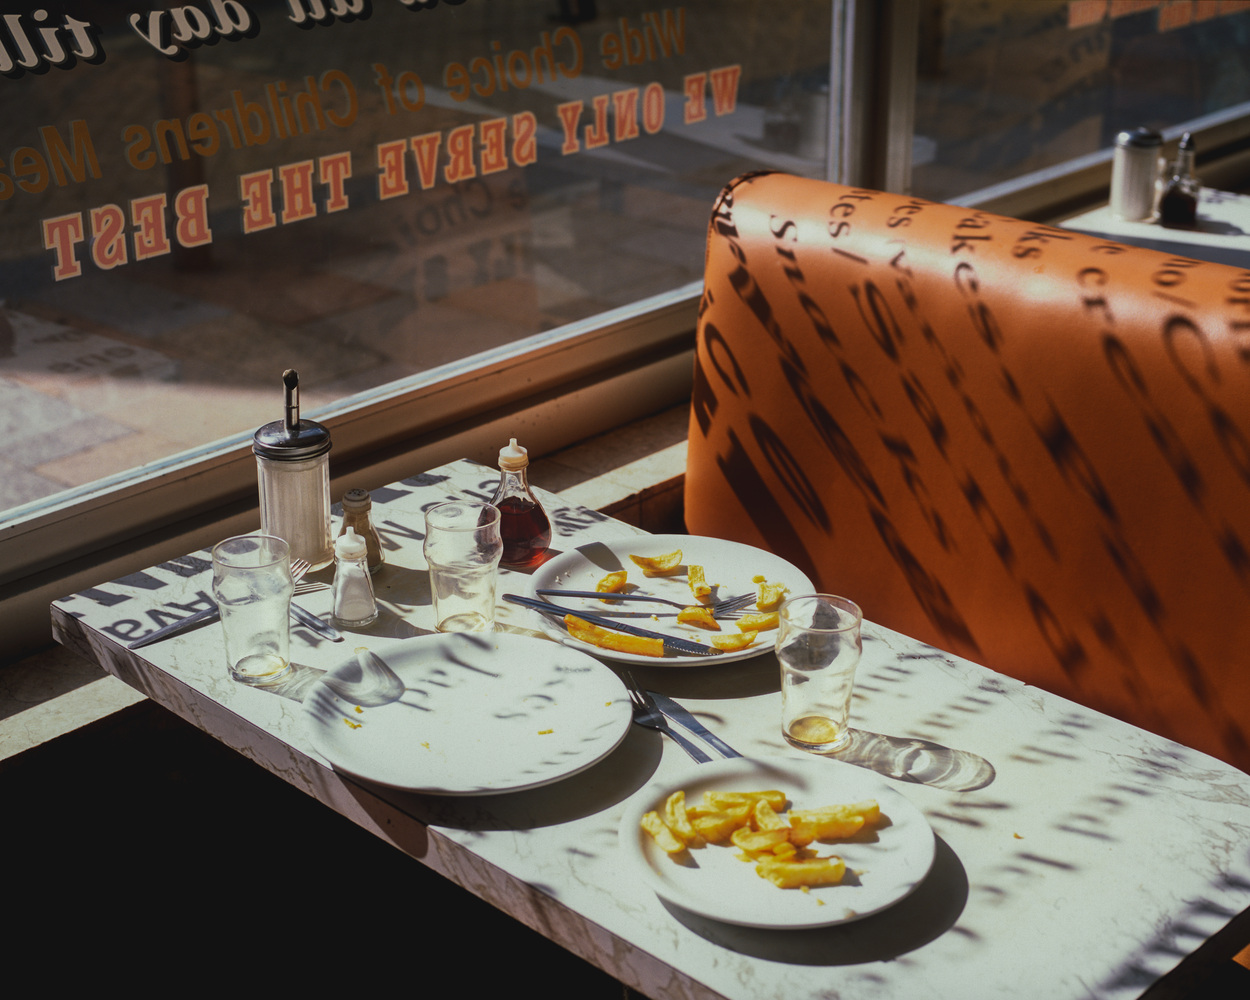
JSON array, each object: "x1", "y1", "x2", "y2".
[
  {"x1": 331, "y1": 527, "x2": 378, "y2": 628},
  {"x1": 338, "y1": 487, "x2": 384, "y2": 574},
  {"x1": 253, "y1": 369, "x2": 334, "y2": 570},
  {"x1": 1110, "y1": 126, "x2": 1162, "y2": 221},
  {"x1": 489, "y1": 437, "x2": 551, "y2": 568}
]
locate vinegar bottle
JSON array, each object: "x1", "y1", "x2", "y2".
[
  {"x1": 490, "y1": 438, "x2": 552, "y2": 568},
  {"x1": 1159, "y1": 131, "x2": 1200, "y2": 227}
]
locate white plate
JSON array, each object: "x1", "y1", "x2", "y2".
[
  {"x1": 303, "y1": 632, "x2": 631, "y2": 795},
  {"x1": 527, "y1": 534, "x2": 815, "y2": 665},
  {"x1": 619, "y1": 757, "x2": 935, "y2": 929}
]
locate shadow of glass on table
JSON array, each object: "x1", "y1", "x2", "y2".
[{"x1": 829, "y1": 728, "x2": 997, "y2": 793}]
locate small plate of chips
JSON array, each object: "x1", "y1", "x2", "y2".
[{"x1": 619, "y1": 756, "x2": 935, "y2": 929}]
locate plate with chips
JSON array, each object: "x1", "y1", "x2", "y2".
[
  {"x1": 619, "y1": 756, "x2": 935, "y2": 929},
  {"x1": 526, "y1": 534, "x2": 815, "y2": 666}
]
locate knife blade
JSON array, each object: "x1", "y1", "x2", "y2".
[
  {"x1": 127, "y1": 599, "x2": 342, "y2": 649},
  {"x1": 289, "y1": 601, "x2": 343, "y2": 642},
  {"x1": 503, "y1": 594, "x2": 721, "y2": 657},
  {"x1": 646, "y1": 690, "x2": 742, "y2": 757},
  {"x1": 128, "y1": 606, "x2": 220, "y2": 649}
]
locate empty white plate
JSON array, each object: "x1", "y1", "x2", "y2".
[{"x1": 303, "y1": 632, "x2": 631, "y2": 795}]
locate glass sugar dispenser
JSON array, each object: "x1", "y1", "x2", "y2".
[
  {"x1": 490, "y1": 437, "x2": 552, "y2": 568},
  {"x1": 338, "y1": 487, "x2": 385, "y2": 574},
  {"x1": 253, "y1": 369, "x2": 334, "y2": 570},
  {"x1": 332, "y1": 527, "x2": 378, "y2": 628}
]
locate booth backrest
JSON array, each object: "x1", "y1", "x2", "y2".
[{"x1": 685, "y1": 171, "x2": 1250, "y2": 771}]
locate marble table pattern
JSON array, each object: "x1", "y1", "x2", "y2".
[{"x1": 51, "y1": 460, "x2": 1250, "y2": 1000}]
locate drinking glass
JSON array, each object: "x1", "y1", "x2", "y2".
[
  {"x1": 423, "y1": 501, "x2": 504, "y2": 632},
  {"x1": 212, "y1": 534, "x2": 294, "y2": 685},
  {"x1": 775, "y1": 594, "x2": 863, "y2": 752}
]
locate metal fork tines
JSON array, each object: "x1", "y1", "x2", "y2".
[
  {"x1": 624, "y1": 671, "x2": 711, "y2": 763},
  {"x1": 537, "y1": 590, "x2": 757, "y2": 619}
]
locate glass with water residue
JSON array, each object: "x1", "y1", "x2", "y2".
[
  {"x1": 423, "y1": 501, "x2": 503, "y2": 632},
  {"x1": 776, "y1": 594, "x2": 863, "y2": 752},
  {"x1": 212, "y1": 534, "x2": 294, "y2": 685}
]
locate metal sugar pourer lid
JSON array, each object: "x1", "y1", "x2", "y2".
[{"x1": 252, "y1": 369, "x2": 332, "y2": 461}]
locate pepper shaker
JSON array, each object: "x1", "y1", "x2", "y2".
[{"x1": 338, "y1": 487, "x2": 385, "y2": 575}]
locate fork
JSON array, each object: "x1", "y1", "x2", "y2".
[
  {"x1": 537, "y1": 590, "x2": 757, "y2": 618},
  {"x1": 624, "y1": 671, "x2": 712, "y2": 763}
]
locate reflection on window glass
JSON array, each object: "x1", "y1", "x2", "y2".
[
  {"x1": 0, "y1": 0, "x2": 831, "y2": 516},
  {"x1": 912, "y1": 0, "x2": 1250, "y2": 202}
]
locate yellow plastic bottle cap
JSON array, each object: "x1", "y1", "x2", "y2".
[{"x1": 499, "y1": 437, "x2": 529, "y2": 471}]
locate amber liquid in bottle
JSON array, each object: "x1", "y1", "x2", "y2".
[{"x1": 497, "y1": 495, "x2": 552, "y2": 568}]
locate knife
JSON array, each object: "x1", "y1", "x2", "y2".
[
  {"x1": 289, "y1": 602, "x2": 343, "y2": 642},
  {"x1": 127, "y1": 599, "x2": 342, "y2": 649},
  {"x1": 128, "y1": 606, "x2": 219, "y2": 649},
  {"x1": 646, "y1": 690, "x2": 742, "y2": 758},
  {"x1": 502, "y1": 594, "x2": 721, "y2": 657}
]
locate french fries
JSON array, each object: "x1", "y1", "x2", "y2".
[
  {"x1": 757, "y1": 854, "x2": 847, "y2": 889},
  {"x1": 736, "y1": 611, "x2": 780, "y2": 633},
  {"x1": 596, "y1": 570, "x2": 628, "y2": 594},
  {"x1": 709, "y1": 631, "x2": 758, "y2": 651},
  {"x1": 676, "y1": 605, "x2": 720, "y2": 630},
  {"x1": 629, "y1": 549, "x2": 683, "y2": 576},
  {"x1": 563, "y1": 615, "x2": 665, "y2": 657},
  {"x1": 638, "y1": 787, "x2": 881, "y2": 890},
  {"x1": 688, "y1": 565, "x2": 712, "y2": 599},
  {"x1": 755, "y1": 579, "x2": 789, "y2": 610}
]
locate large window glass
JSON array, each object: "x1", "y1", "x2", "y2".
[
  {"x1": 910, "y1": 0, "x2": 1250, "y2": 204},
  {"x1": 1, "y1": 0, "x2": 832, "y2": 519}
]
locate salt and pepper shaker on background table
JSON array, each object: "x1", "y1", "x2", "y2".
[
  {"x1": 252, "y1": 369, "x2": 334, "y2": 570},
  {"x1": 1160, "y1": 131, "x2": 1200, "y2": 227},
  {"x1": 1110, "y1": 125, "x2": 1162, "y2": 221}
]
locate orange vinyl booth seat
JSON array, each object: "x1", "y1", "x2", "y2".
[{"x1": 685, "y1": 171, "x2": 1250, "y2": 772}]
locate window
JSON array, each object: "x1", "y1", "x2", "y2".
[
  {"x1": 6, "y1": 0, "x2": 1250, "y2": 655},
  {"x1": 903, "y1": 0, "x2": 1250, "y2": 214}
]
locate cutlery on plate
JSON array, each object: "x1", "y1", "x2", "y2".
[
  {"x1": 502, "y1": 594, "x2": 721, "y2": 657},
  {"x1": 645, "y1": 690, "x2": 742, "y2": 758},
  {"x1": 129, "y1": 557, "x2": 330, "y2": 649},
  {"x1": 535, "y1": 590, "x2": 756, "y2": 618},
  {"x1": 624, "y1": 672, "x2": 711, "y2": 763}
]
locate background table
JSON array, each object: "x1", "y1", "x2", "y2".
[
  {"x1": 1062, "y1": 187, "x2": 1250, "y2": 267},
  {"x1": 51, "y1": 459, "x2": 1250, "y2": 999}
]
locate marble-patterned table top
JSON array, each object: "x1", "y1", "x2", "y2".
[{"x1": 51, "y1": 460, "x2": 1250, "y2": 1000}]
